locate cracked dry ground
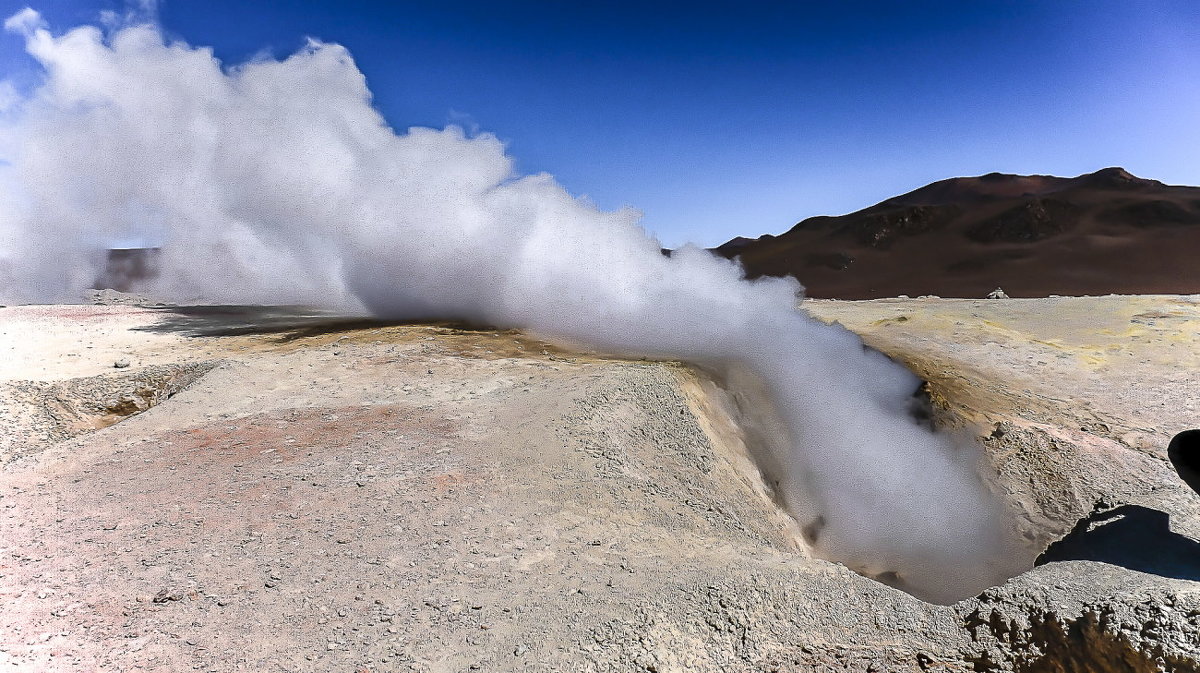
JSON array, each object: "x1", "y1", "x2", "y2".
[{"x1": 2, "y1": 299, "x2": 1200, "y2": 672}]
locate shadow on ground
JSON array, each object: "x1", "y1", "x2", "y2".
[
  {"x1": 1036, "y1": 504, "x2": 1200, "y2": 582},
  {"x1": 133, "y1": 304, "x2": 497, "y2": 340}
]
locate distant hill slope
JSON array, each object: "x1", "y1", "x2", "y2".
[{"x1": 715, "y1": 167, "x2": 1200, "y2": 298}]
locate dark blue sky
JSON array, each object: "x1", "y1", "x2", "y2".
[{"x1": 3, "y1": 0, "x2": 1198, "y2": 246}]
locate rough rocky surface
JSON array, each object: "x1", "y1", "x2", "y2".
[
  {"x1": 808, "y1": 295, "x2": 1200, "y2": 672},
  {"x1": 1, "y1": 297, "x2": 1198, "y2": 671}
]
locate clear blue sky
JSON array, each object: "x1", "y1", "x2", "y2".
[{"x1": 2, "y1": 0, "x2": 1198, "y2": 247}]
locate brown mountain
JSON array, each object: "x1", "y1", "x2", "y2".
[{"x1": 716, "y1": 167, "x2": 1200, "y2": 298}]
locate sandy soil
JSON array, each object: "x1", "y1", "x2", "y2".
[
  {"x1": 807, "y1": 295, "x2": 1200, "y2": 450},
  {"x1": 1, "y1": 297, "x2": 1198, "y2": 672}
]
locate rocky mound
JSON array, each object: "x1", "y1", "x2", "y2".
[
  {"x1": 1, "y1": 297, "x2": 1197, "y2": 671},
  {"x1": 715, "y1": 168, "x2": 1200, "y2": 298}
]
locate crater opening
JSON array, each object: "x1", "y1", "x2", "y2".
[
  {"x1": 695, "y1": 357, "x2": 1037, "y2": 605},
  {"x1": 3, "y1": 361, "x2": 217, "y2": 461}
]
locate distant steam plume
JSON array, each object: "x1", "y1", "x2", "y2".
[{"x1": 0, "y1": 10, "x2": 1019, "y2": 602}]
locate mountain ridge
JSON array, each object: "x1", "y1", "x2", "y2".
[{"x1": 715, "y1": 167, "x2": 1200, "y2": 298}]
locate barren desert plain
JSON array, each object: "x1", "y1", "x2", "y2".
[
  {"x1": 4, "y1": 3, "x2": 1200, "y2": 672},
  {"x1": 1, "y1": 291, "x2": 1198, "y2": 672}
]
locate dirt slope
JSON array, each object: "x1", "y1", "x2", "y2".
[
  {"x1": 717, "y1": 168, "x2": 1200, "y2": 299},
  {"x1": 1, "y1": 297, "x2": 1198, "y2": 672}
]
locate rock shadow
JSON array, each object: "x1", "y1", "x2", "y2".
[
  {"x1": 134, "y1": 304, "x2": 494, "y2": 340},
  {"x1": 134, "y1": 305, "x2": 354, "y2": 337},
  {"x1": 1035, "y1": 504, "x2": 1200, "y2": 582}
]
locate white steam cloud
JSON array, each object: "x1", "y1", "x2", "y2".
[{"x1": 0, "y1": 12, "x2": 1018, "y2": 602}]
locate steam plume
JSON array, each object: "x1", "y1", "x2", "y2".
[{"x1": 0, "y1": 11, "x2": 1017, "y2": 602}]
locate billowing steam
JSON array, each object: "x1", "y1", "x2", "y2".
[{"x1": 0, "y1": 10, "x2": 1018, "y2": 602}]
